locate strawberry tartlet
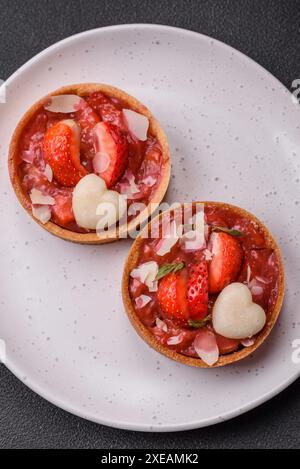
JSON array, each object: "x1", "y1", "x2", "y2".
[
  {"x1": 8, "y1": 84, "x2": 170, "y2": 243},
  {"x1": 122, "y1": 202, "x2": 285, "y2": 367}
]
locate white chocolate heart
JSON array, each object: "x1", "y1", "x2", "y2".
[
  {"x1": 72, "y1": 174, "x2": 127, "y2": 231},
  {"x1": 212, "y1": 282, "x2": 266, "y2": 339},
  {"x1": 95, "y1": 189, "x2": 127, "y2": 231},
  {"x1": 72, "y1": 174, "x2": 106, "y2": 229},
  {"x1": 72, "y1": 174, "x2": 127, "y2": 230}
]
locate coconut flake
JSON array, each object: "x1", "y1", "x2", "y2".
[
  {"x1": 93, "y1": 152, "x2": 110, "y2": 174},
  {"x1": 156, "y1": 318, "x2": 168, "y2": 332},
  {"x1": 44, "y1": 94, "x2": 82, "y2": 113},
  {"x1": 21, "y1": 149, "x2": 34, "y2": 164},
  {"x1": 142, "y1": 175, "x2": 156, "y2": 187},
  {"x1": 135, "y1": 294, "x2": 151, "y2": 308},
  {"x1": 246, "y1": 265, "x2": 252, "y2": 284},
  {"x1": 251, "y1": 285, "x2": 264, "y2": 296},
  {"x1": 204, "y1": 249, "x2": 213, "y2": 261},
  {"x1": 167, "y1": 334, "x2": 183, "y2": 346},
  {"x1": 194, "y1": 329, "x2": 219, "y2": 366},
  {"x1": 255, "y1": 275, "x2": 271, "y2": 285},
  {"x1": 123, "y1": 109, "x2": 149, "y2": 141},
  {"x1": 156, "y1": 237, "x2": 179, "y2": 256},
  {"x1": 119, "y1": 170, "x2": 141, "y2": 198},
  {"x1": 130, "y1": 261, "x2": 158, "y2": 289},
  {"x1": 32, "y1": 205, "x2": 51, "y2": 224},
  {"x1": 30, "y1": 188, "x2": 55, "y2": 205},
  {"x1": 130, "y1": 263, "x2": 151, "y2": 284},
  {"x1": 241, "y1": 338, "x2": 255, "y2": 347},
  {"x1": 148, "y1": 280, "x2": 158, "y2": 292},
  {"x1": 155, "y1": 220, "x2": 183, "y2": 256},
  {"x1": 44, "y1": 164, "x2": 53, "y2": 182},
  {"x1": 248, "y1": 278, "x2": 264, "y2": 296},
  {"x1": 119, "y1": 183, "x2": 141, "y2": 198}
]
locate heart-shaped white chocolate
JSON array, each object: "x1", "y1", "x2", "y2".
[
  {"x1": 72, "y1": 174, "x2": 126, "y2": 230},
  {"x1": 212, "y1": 282, "x2": 266, "y2": 339}
]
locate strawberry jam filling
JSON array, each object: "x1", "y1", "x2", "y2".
[
  {"x1": 129, "y1": 204, "x2": 281, "y2": 363},
  {"x1": 17, "y1": 92, "x2": 164, "y2": 232}
]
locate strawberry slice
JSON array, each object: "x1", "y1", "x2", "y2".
[
  {"x1": 208, "y1": 232, "x2": 243, "y2": 293},
  {"x1": 93, "y1": 122, "x2": 128, "y2": 188},
  {"x1": 157, "y1": 260, "x2": 209, "y2": 324},
  {"x1": 176, "y1": 268, "x2": 190, "y2": 319},
  {"x1": 187, "y1": 259, "x2": 209, "y2": 319},
  {"x1": 157, "y1": 271, "x2": 189, "y2": 324},
  {"x1": 44, "y1": 120, "x2": 87, "y2": 187}
]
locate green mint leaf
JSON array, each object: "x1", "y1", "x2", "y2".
[
  {"x1": 188, "y1": 315, "x2": 211, "y2": 328},
  {"x1": 212, "y1": 226, "x2": 244, "y2": 237},
  {"x1": 156, "y1": 261, "x2": 185, "y2": 281}
]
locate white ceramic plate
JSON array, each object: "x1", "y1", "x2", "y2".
[{"x1": 1, "y1": 24, "x2": 300, "y2": 432}]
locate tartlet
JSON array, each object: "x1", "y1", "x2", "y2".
[
  {"x1": 8, "y1": 83, "x2": 170, "y2": 244},
  {"x1": 122, "y1": 201, "x2": 285, "y2": 368}
]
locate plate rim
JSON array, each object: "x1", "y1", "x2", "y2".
[{"x1": 2, "y1": 23, "x2": 300, "y2": 432}]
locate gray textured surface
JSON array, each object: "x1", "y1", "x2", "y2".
[{"x1": 0, "y1": 0, "x2": 299, "y2": 449}]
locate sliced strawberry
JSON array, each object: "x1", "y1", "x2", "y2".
[
  {"x1": 51, "y1": 192, "x2": 74, "y2": 226},
  {"x1": 187, "y1": 260, "x2": 209, "y2": 319},
  {"x1": 208, "y1": 232, "x2": 243, "y2": 293},
  {"x1": 176, "y1": 268, "x2": 190, "y2": 319},
  {"x1": 157, "y1": 261, "x2": 209, "y2": 324},
  {"x1": 93, "y1": 122, "x2": 128, "y2": 188},
  {"x1": 44, "y1": 120, "x2": 87, "y2": 187},
  {"x1": 157, "y1": 271, "x2": 189, "y2": 324}
]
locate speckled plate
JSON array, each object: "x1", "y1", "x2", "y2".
[{"x1": 1, "y1": 24, "x2": 300, "y2": 432}]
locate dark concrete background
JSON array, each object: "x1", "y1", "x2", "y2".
[{"x1": 0, "y1": 0, "x2": 299, "y2": 449}]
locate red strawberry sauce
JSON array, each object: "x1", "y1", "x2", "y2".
[
  {"x1": 17, "y1": 92, "x2": 164, "y2": 232},
  {"x1": 129, "y1": 204, "x2": 281, "y2": 358}
]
